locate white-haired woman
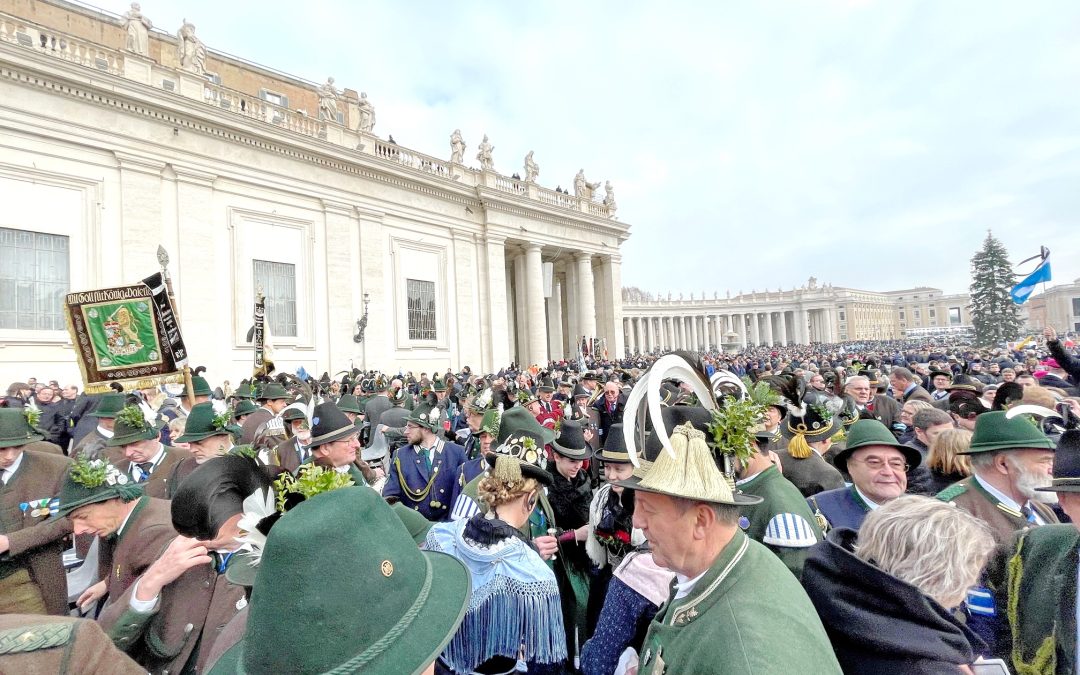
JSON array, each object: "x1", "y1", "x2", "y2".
[{"x1": 802, "y1": 495, "x2": 995, "y2": 674}]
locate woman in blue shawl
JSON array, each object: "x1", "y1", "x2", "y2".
[{"x1": 427, "y1": 453, "x2": 567, "y2": 674}]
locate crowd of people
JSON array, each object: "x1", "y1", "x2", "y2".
[{"x1": 1, "y1": 325, "x2": 1079, "y2": 673}]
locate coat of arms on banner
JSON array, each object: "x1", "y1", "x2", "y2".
[{"x1": 85, "y1": 300, "x2": 161, "y2": 368}]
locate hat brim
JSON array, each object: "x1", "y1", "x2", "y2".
[
  {"x1": 307, "y1": 424, "x2": 360, "y2": 448},
  {"x1": 959, "y1": 442, "x2": 1056, "y2": 455},
  {"x1": 780, "y1": 418, "x2": 840, "y2": 443},
  {"x1": 105, "y1": 426, "x2": 159, "y2": 447},
  {"x1": 174, "y1": 427, "x2": 238, "y2": 444},
  {"x1": 597, "y1": 450, "x2": 632, "y2": 464},
  {"x1": 484, "y1": 454, "x2": 553, "y2": 485},
  {"x1": 550, "y1": 440, "x2": 594, "y2": 460},
  {"x1": 833, "y1": 443, "x2": 923, "y2": 474},
  {"x1": 224, "y1": 551, "x2": 260, "y2": 587},
  {"x1": 613, "y1": 475, "x2": 763, "y2": 507},
  {"x1": 0, "y1": 432, "x2": 45, "y2": 449},
  {"x1": 1036, "y1": 478, "x2": 1080, "y2": 493},
  {"x1": 212, "y1": 551, "x2": 470, "y2": 675}
]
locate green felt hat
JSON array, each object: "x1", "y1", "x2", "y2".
[
  {"x1": 209, "y1": 487, "x2": 470, "y2": 675},
  {"x1": 962, "y1": 410, "x2": 1056, "y2": 454},
  {"x1": 0, "y1": 408, "x2": 44, "y2": 449},
  {"x1": 336, "y1": 394, "x2": 363, "y2": 415},
  {"x1": 432, "y1": 377, "x2": 447, "y2": 392},
  {"x1": 390, "y1": 501, "x2": 434, "y2": 545},
  {"x1": 468, "y1": 388, "x2": 495, "y2": 413},
  {"x1": 482, "y1": 406, "x2": 557, "y2": 484},
  {"x1": 187, "y1": 375, "x2": 212, "y2": 398},
  {"x1": 56, "y1": 457, "x2": 143, "y2": 517},
  {"x1": 832, "y1": 419, "x2": 922, "y2": 474},
  {"x1": 174, "y1": 402, "x2": 240, "y2": 444},
  {"x1": 88, "y1": 393, "x2": 125, "y2": 418},
  {"x1": 256, "y1": 382, "x2": 290, "y2": 402},
  {"x1": 105, "y1": 405, "x2": 159, "y2": 447},
  {"x1": 232, "y1": 400, "x2": 259, "y2": 420},
  {"x1": 233, "y1": 383, "x2": 256, "y2": 400},
  {"x1": 280, "y1": 404, "x2": 308, "y2": 424},
  {"x1": 406, "y1": 403, "x2": 443, "y2": 432},
  {"x1": 478, "y1": 408, "x2": 500, "y2": 437}
]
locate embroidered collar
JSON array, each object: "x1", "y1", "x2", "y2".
[
  {"x1": 852, "y1": 484, "x2": 881, "y2": 511},
  {"x1": 973, "y1": 473, "x2": 1027, "y2": 518}
]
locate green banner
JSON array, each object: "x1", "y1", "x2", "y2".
[{"x1": 82, "y1": 299, "x2": 162, "y2": 370}]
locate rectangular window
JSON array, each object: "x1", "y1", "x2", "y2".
[
  {"x1": 899, "y1": 310, "x2": 905, "y2": 320},
  {"x1": 949, "y1": 307, "x2": 962, "y2": 325},
  {"x1": 1072, "y1": 298, "x2": 1080, "y2": 316},
  {"x1": 407, "y1": 279, "x2": 437, "y2": 340},
  {"x1": 929, "y1": 309, "x2": 936, "y2": 318},
  {"x1": 253, "y1": 260, "x2": 297, "y2": 337},
  {"x1": 0, "y1": 227, "x2": 69, "y2": 330},
  {"x1": 838, "y1": 311, "x2": 846, "y2": 321},
  {"x1": 914, "y1": 309, "x2": 921, "y2": 319},
  {"x1": 259, "y1": 89, "x2": 289, "y2": 108}
]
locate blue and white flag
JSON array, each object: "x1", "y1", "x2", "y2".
[{"x1": 1010, "y1": 259, "x2": 1052, "y2": 304}]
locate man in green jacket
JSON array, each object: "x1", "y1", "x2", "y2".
[
  {"x1": 617, "y1": 421, "x2": 842, "y2": 675},
  {"x1": 987, "y1": 428, "x2": 1080, "y2": 675}
]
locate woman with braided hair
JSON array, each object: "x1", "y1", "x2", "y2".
[{"x1": 426, "y1": 452, "x2": 566, "y2": 674}]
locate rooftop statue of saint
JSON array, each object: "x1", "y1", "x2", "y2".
[
  {"x1": 450, "y1": 129, "x2": 466, "y2": 164},
  {"x1": 524, "y1": 151, "x2": 539, "y2": 183},
  {"x1": 357, "y1": 92, "x2": 376, "y2": 133},
  {"x1": 318, "y1": 77, "x2": 340, "y2": 121},
  {"x1": 476, "y1": 135, "x2": 495, "y2": 171},
  {"x1": 123, "y1": 3, "x2": 152, "y2": 56},
  {"x1": 176, "y1": 19, "x2": 206, "y2": 75}
]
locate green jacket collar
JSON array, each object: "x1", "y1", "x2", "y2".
[{"x1": 659, "y1": 529, "x2": 751, "y2": 628}]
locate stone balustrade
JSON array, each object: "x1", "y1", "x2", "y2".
[
  {"x1": 0, "y1": 8, "x2": 616, "y2": 221},
  {"x1": 0, "y1": 13, "x2": 123, "y2": 75}
]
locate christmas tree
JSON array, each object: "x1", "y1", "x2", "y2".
[{"x1": 969, "y1": 231, "x2": 1022, "y2": 346}]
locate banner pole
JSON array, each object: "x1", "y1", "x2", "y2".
[{"x1": 157, "y1": 245, "x2": 196, "y2": 410}]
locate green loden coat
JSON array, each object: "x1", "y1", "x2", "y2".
[
  {"x1": 637, "y1": 530, "x2": 842, "y2": 675},
  {"x1": 737, "y1": 465, "x2": 823, "y2": 578}
]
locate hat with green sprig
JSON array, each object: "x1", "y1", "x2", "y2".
[
  {"x1": 468, "y1": 388, "x2": 496, "y2": 413},
  {"x1": 405, "y1": 402, "x2": 443, "y2": 433},
  {"x1": 432, "y1": 376, "x2": 447, "y2": 393},
  {"x1": 233, "y1": 382, "x2": 256, "y2": 400},
  {"x1": 88, "y1": 392, "x2": 125, "y2": 418},
  {"x1": 0, "y1": 407, "x2": 44, "y2": 449},
  {"x1": 516, "y1": 388, "x2": 538, "y2": 407},
  {"x1": 780, "y1": 399, "x2": 841, "y2": 459},
  {"x1": 210, "y1": 486, "x2": 469, "y2": 675},
  {"x1": 482, "y1": 406, "x2": 555, "y2": 485},
  {"x1": 56, "y1": 456, "x2": 143, "y2": 517},
  {"x1": 478, "y1": 407, "x2": 501, "y2": 438},
  {"x1": 174, "y1": 402, "x2": 241, "y2": 443},
  {"x1": 105, "y1": 405, "x2": 160, "y2": 447},
  {"x1": 255, "y1": 382, "x2": 291, "y2": 402}
]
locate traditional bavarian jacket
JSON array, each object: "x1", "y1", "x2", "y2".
[
  {"x1": 808, "y1": 484, "x2": 875, "y2": 534},
  {"x1": 383, "y1": 439, "x2": 466, "y2": 521},
  {"x1": 936, "y1": 476, "x2": 1058, "y2": 546},
  {"x1": 737, "y1": 465, "x2": 822, "y2": 577},
  {"x1": 637, "y1": 530, "x2": 841, "y2": 675}
]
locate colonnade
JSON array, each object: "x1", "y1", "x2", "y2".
[{"x1": 622, "y1": 306, "x2": 839, "y2": 354}]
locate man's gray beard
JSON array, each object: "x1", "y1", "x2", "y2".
[{"x1": 1016, "y1": 466, "x2": 1057, "y2": 504}]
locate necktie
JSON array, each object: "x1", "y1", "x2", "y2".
[
  {"x1": 137, "y1": 462, "x2": 153, "y2": 482},
  {"x1": 1020, "y1": 503, "x2": 1038, "y2": 524},
  {"x1": 422, "y1": 447, "x2": 432, "y2": 473}
]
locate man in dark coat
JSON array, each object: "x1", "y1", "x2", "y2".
[
  {"x1": 589, "y1": 381, "x2": 626, "y2": 448},
  {"x1": 70, "y1": 392, "x2": 124, "y2": 460},
  {"x1": 107, "y1": 406, "x2": 192, "y2": 500},
  {"x1": 0, "y1": 408, "x2": 73, "y2": 615},
  {"x1": 888, "y1": 367, "x2": 934, "y2": 403},
  {"x1": 237, "y1": 382, "x2": 290, "y2": 448},
  {"x1": 382, "y1": 403, "x2": 466, "y2": 521}
]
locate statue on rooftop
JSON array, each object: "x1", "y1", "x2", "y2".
[
  {"x1": 176, "y1": 19, "x2": 206, "y2": 75},
  {"x1": 318, "y1": 77, "x2": 340, "y2": 121},
  {"x1": 524, "y1": 151, "x2": 539, "y2": 183},
  {"x1": 602, "y1": 180, "x2": 617, "y2": 212},
  {"x1": 357, "y1": 92, "x2": 376, "y2": 133},
  {"x1": 123, "y1": 3, "x2": 152, "y2": 56},
  {"x1": 574, "y1": 169, "x2": 600, "y2": 200},
  {"x1": 477, "y1": 135, "x2": 495, "y2": 171},
  {"x1": 450, "y1": 129, "x2": 466, "y2": 164}
]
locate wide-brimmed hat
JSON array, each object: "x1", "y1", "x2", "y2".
[
  {"x1": 537, "y1": 378, "x2": 555, "y2": 393},
  {"x1": 233, "y1": 383, "x2": 256, "y2": 400},
  {"x1": 831, "y1": 419, "x2": 922, "y2": 474},
  {"x1": 406, "y1": 403, "x2": 443, "y2": 432},
  {"x1": 572, "y1": 385, "x2": 590, "y2": 400},
  {"x1": 432, "y1": 377, "x2": 448, "y2": 393},
  {"x1": 105, "y1": 405, "x2": 160, "y2": 447},
  {"x1": 0, "y1": 408, "x2": 44, "y2": 449},
  {"x1": 307, "y1": 403, "x2": 359, "y2": 448},
  {"x1": 484, "y1": 406, "x2": 555, "y2": 484},
  {"x1": 581, "y1": 372, "x2": 599, "y2": 382},
  {"x1": 599, "y1": 422, "x2": 632, "y2": 464},
  {"x1": 336, "y1": 394, "x2": 363, "y2": 415},
  {"x1": 550, "y1": 419, "x2": 593, "y2": 460},
  {"x1": 174, "y1": 402, "x2": 241, "y2": 444},
  {"x1": 56, "y1": 457, "x2": 143, "y2": 517},
  {"x1": 615, "y1": 421, "x2": 762, "y2": 507},
  {"x1": 255, "y1": 382, "x2": 291, "y2": 402},
  {"x1": 1037, "y1": 429, "x2": 1080, "y2": 493},
  {"x1": 209, "y1": 487, "x2": 470, "y2": 675},
  {"x1": 962, "y1": 410, "x2": 1057, "y2": 454},
  {"x1": 88, "y1": 392, "x2": 125, "y2": 418}
]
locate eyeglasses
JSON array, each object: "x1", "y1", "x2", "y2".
[{"x1": 851, "y1": 457, "x2": 909, "y2": 471}]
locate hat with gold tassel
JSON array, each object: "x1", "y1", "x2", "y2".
[
  {"x1": 780, "y1": 401, "x2": 840, "y2": 459},
  {"x1": 616, "y1": 352, "x2": 761, "y2": 506}
]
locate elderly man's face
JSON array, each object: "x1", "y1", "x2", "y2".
[
  {"x1": 319, "y1": 434, "x2": 360, "y2": 468},
  {"x1": 845, "y1": 381, "x2": 872, "y2": 404},
  {"x1": 36, "y1": 387, "x2": 54, "y2": 403},
  {"x1": 809, "y1": 374, "x2": 825, "y2": 391},
  {"x1": 604, "y1": 384, "x2": 620, "y2": 402},
  {"x1": 632, "y1": 491, "x2": 698, "y2": 574},
  {"x1": 846, "y1": 446, "x2": 908, "y2": 504},
  {"x1": 124, "y1": 438, "x2": 160, "y2": 464}
]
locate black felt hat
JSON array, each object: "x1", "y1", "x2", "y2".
[
  {"x1": 308, "y1": 402, "x2": 359, "y2": 448},
  {"x1": 599, "y1": 422, "x2": 632, "y2": 463},
  {"x1": 1037, "y1": 429, "x2": 1080, "y2": 493},
  {"x1": 550, "y1": 418, "x2": 593, "y2": 460},
  {"x1": 170, "y1": 455, "x2": 271, "y2": 541}
]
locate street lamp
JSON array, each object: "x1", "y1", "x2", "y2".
[{"x1": 353, "y1": 293, "x2": 370, "y2": 343}]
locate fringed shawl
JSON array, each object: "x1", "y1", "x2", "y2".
[{"x1": 426, "y1": 515, "x2": 567, "y2": 672}]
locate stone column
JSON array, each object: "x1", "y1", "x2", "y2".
[
  {"x1": 576, "y1": 253, "x2": 596, "y2": 343},
  {"x1": 825, "y1": 307, "x2": 836, "y2": 343},
  {"x1": 564, "y1": 262, "x2": 579, "y2": 354},
  {"x1": 797, "y1": 307, "x2": 809, "y2": 344},
  {"x1": 524, "y1": 244, "x2": 548, "y2": 366},
  {"x1": 713, "y1": 315, "x2": 723, "y2": 348},
  {"x1": 764, "y1": 312, "x2": 774, "y2": 347},
  {"x1": 548, "y1": 278, "x2": 564, "y2": 361},
  {"x1": 690, "y1": 315, "x2": 699, "y2": 351},
  {"x1": 635, "y1": 318, "x2": 644, "y2": 355},
  {"x1": 600, "y1": 255, "x2": 625, "y2": 358},
  {"x1": 750, "y1": 312, "x2": 761, "y2": 345},
  {"x1": 777, "y1": 310, "x2": 788, "y2": 347}
]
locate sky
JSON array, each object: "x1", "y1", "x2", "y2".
[{"x1": 91, "y1": 0, "x2": 1080, "y2": 297}]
